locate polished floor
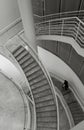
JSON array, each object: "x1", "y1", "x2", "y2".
[{"x1": 0, "y1": 73, "x2": 25, "y2": 130}]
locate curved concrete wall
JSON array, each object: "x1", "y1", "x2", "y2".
[
  {"x1": 38, "y1": 46, "x2": 84, "y2": 104},
  {"x1": 37, "y1": 39, "x2": 84, "y2": 85}
]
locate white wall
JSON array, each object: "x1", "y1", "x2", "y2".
[
  {"x1": 38, "y1": 46, "x2": 84, "y2": 103},
  {"x1": 71, "y1": 121, "x2": 84, "y2": 130},
  {"x1": 0, "y1": 0, "x2": 20, "y2": 30}
]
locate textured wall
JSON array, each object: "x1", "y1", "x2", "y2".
[
  {"x1": 32, "y1": 0, "x2": 43, "y2": 15},
  {"x1": 38, "y1": 40, "x2": 84, "y2": 84},
  {"x1": 44, "y1": 0, "x2": 84, "y2": 15}
]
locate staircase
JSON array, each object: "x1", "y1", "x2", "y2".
[
  {"x1": 51, "y1": 76, "x2": 84, "y2": 125},
  {"x1": 7, "y1": 40, "x2": 58, "y2": 130}
]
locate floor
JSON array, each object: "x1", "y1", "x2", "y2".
[{"x1": 0, "y1": 73, "x2": 25, "y2": 130}]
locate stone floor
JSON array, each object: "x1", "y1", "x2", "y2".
[{"x1": 0, "y1": 73, "x2": 25, "y2": 130}]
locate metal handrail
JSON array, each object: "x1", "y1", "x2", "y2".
[
  {"x1": 39, "y1": 10, "x2": 84, "y2": 18},
  {"x1": 35, "y1": 16, "x2": 84, "y2": 47}
]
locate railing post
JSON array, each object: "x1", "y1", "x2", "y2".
[
  {"x1": 49, "y1": 21, "x2": 51, "y2": 35},
  {"x1": 75, "y1": 21, "x2": 80, "y2": 41},
  {"x1": 61, "y1": 19, "x2": 64, "y2": 36}
]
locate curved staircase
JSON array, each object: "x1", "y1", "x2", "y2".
[
  {"x1": 51, "y1": 76, "x2": 84, "y2": 125},
  {"x1": 6, "y1": 37, "x2": 58, "y2": 130}
]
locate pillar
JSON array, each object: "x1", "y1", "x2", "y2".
[{"x1": 18, "y1": 0, "x2": 37, "y2": 51}]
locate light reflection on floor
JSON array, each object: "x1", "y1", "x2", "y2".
[{"x1": 0, "y1": 73, "x2": 25, "y2": 130}]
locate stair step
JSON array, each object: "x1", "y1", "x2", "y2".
[
  {"x1": 35, "y1": 95, "x2": 53, "y2": 103},
  {"x1": 23, "y1": 61, "x2": 37, "y2": 73},
  {"x1": 24, "y1": 62, "x2": 38, "y2": 73},
  {"x1": 37, "y1": 117, "x2": 57, "y2": 122},
  {"x1": 70, "y1": 111, "x2": 84, "y2": 116},
  {"x1": 37, "y1": 122, "x2": 57, "y2": 128},
  {"x1": 37, "y1": 127, "x2": 56, "y2": 130},
  {"x1": 19, "y1": 53, "x2": 31, "y2": 64},
  {"x1": 36, "y1": 105, "x2": 56, "y2": 112},
  {"x1": 15, "y1": 50, "x2": 28, "y2": 61},
  {"x1": 21, "y1": 58, "x2": 34, "y2": 68},
  {"x1": 13, "y1": 46, "x2": 24, "y2": 57},
  {"x1": 26, "y1": 70, "x2": 43, "y2": 80},
  {"x1": 31, "y1": 79, "x2": 48, "y2": 89},
  {"x1": 36, "y1": 111, "x2": 57, "y2": 117},
  {"x1": 34, "y1": 89, "x2": 52, "y2": 99},
  {"x1": 29, "y1": 75, "x2": 46, "y2": 86},
  {"x1": 33, "y1": 84, "x2": 49, "y2": 94},
  {"x1": 36, "y1": 99, "x2": 54, "y2": 108},
  {"x1": 26, "y1": 66, "x2": 41, "y2": 77},
  {"x1": 64, "y1": 93, "x2": 76, "y2": 104},
  {"x1": 51, "y1": 77, "x2": 62, "y2": 87},
  {"x1": 69, "y1": 102, "x2": 81, "y2": 109},
  {"x1": 62, "y1": 89, "x2": 71, "y2": 95}
]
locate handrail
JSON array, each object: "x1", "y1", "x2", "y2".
[
  {"x1": 35, "y1": 16, "x2": 78, "y2": 25},
  {"x1": 35, "y1": 16, "x2": 84, "y2": 47},
  {"x1": 54, "y1": 85, "x2": 75, "y2": 128},
  {"x1": 38, "y1": 10, "x2": 84, "y2": 18},
  {"x1": 34, "y1": 10, "x2": 84, "y2": 23}
]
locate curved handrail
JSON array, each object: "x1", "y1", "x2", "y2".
[
  {"x1": 54, "y1": 85, "x2": 75, "y2": 128},
  {"x1": 35, "y1": 16, "x2": 84, "y2": 48},
  {"x1": 34, "y1": 10, "x2": 84, "y2": 23},
  {"x1": 38, "y1": 10, "x2": 84, "y2": 18}
]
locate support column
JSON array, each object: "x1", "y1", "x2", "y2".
[{"x1": 18, "y1": 0, "x2": 37, "y2": 51}]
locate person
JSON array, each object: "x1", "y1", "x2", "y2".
[{"x1": 62, "y1": 80, "x2": 69, "y2": 90}]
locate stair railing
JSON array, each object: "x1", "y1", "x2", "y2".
[
  {"x1": 5, "y1": 35, "x2": 59, "y2": 130},
  {"x1": 35, "y1": 16, "x2": 84, "y2": 48}
]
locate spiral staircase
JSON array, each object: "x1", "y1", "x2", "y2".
[
  {"x1": 0, "y1": 2, "x2": 84, "y2": 129},
  {"x1": 4, "y1": 26, "x2": 84, "y2": 129}
]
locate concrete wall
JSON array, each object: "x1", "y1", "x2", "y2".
[
  {"x1": 45, "y1": 0, "x2": 60, "y2": 15},
  {"x1": 38, "y1": 46, "x2": 84, "y2": 104},
  {"x1": 32, "y1": 0, "x2": 43, "y2": 15},
  {"x1": 44, "y1": 0, "x2": 84, "y2": 15},
  {"x1": 71, "y1": 121, "x2": 84, "y2": 130},
  {"x1": 0, "y1": 0, "x2": 20, "y2": 31}
]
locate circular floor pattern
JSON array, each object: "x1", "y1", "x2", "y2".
[{"x1": 0, "y1": 73, "x2": 26, "y2": 130}]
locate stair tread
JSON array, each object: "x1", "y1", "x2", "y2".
[
  {"x1": 15, "y1": 50, "x2": 28, "y2": 60},
  {"x1": 36, "y1": 99, "x2": 54, "y2": 108},
  {"x1": 30, "y1": 79, "x2": 48, "y2": 89},
  {"x1": 37, "y1": 122, "x2": 57, "y2": 128},
  {"x1": 33, "y1": 89, "x2": 52, "y2": 99},
  {"x1": 29, "y1": 75, "x2": 46, "y2": 86},
  {"x1": 19, "y1": 53, "x2": 31, "y2": 64},
  {"x1": 35, "y1": 95, "x2": 53, "y2": 103},
  {"x1": 26, "y1": 70, "x2": 43, "y2": 80},
  {"x1": 13, "y1": 46, "x2": 24, "y2": 56},
  {"x1": 36, "y1": 111, "x2": 57, "y2": 117},
  {"x1": 21, "y1": 58, "x2": 34, "y2": 68},
  {"x1": 37, "y1": 117, "x2": 57, "y2": 122},
  {"x1": 32, "y1": 85, "x2": 49, "y2": 94}
]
